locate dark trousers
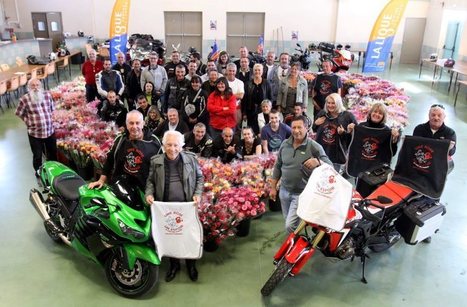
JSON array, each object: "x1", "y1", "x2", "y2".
[
  {"x1": 28, "y1": 134, "x2": 57, "y2": 173},
  {"x1": 169, "y1": 257, "x2": 196, "y2": 269},
  {"x1": 246, "y1": 111, "x2": 260, "y2": 135},
  {"x1": 85, "y1": 84, "x2": 99, "y2": 102}
]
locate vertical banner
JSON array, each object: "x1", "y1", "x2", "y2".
[
  {"x1": 257, "y1": 35, "x2": 264, "y2": 55},
  {"x1": 363, "y1": 0, "x2": 408, "y2": 73},
  {"x1": 109, "y1": 0, "x2": 131, "y2": 65}
]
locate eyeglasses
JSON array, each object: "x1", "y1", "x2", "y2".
[{"x1": 430, "y1": 104, "x2": 445, "y2": 109}]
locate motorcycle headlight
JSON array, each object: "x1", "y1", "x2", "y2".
[{"x1": 117, "y1": 219, "x2": 145, "y2": 240}]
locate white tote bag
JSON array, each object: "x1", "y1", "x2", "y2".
[
  {"x1": 297, "y1": 164, "x2": 353, "y2": 231},
  {"x1": 151, "y1": 201, "x2": 203, "y2": 259}
]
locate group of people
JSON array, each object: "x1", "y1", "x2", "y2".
[
  {"x1": 80, "y1": 47, "x2": 330, "y2": 164},
  {"x1": 15, "y1": 46, "x2": 457, "y2": 282}
]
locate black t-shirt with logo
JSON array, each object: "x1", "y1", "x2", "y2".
[
  {"x1": 103, "y1": 132, "x2": 161, "y2": 189},
  {"x1": 312, "y1": 73, "x2": 342, "y2": 110}
]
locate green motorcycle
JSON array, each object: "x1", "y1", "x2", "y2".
[{"x1": 29, "y1": 161, "x2": 159, "y2": 298}]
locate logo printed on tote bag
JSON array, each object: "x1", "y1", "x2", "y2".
[
  {"x1": 164, "y1": 211, "x2": 184, "y2": 234},
  {"x1": 315, "y1": 169, "x2": 337, "y2": 195}
]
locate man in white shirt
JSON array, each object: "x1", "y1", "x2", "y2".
[
  {"x1": 225, "y1": 63, "x2": 244, "y2": 125},
  {"x1": 185, "y1": 61, "x2": 198, "y2": 81}
]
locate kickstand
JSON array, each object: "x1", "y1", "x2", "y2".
[{"x1": 360, "y1": 253, "x2": 370, "y2": 284}]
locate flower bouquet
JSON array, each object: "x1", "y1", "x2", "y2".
[
  {"x1": 216, "y1": 186, "x2": 266, "y2": 237},
  {"x1": 218, "y1": 186, "x2": 266, "y2": 221},
  {"x1": 198, "y1": 192, "x2": 239, "y2": 247},
  {"x1": 341, "y1": 73, "x2": 410, "y2": 128}
]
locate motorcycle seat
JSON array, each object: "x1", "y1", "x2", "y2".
[
  {"x1": 367, "y1": 181, "x2": 415, "y2": 213},
  {"x1": 53, "y1": 173, "x2": 86, "y2": 201}
]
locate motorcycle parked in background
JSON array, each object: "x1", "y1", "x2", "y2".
[
  {"x1": 291, "y1": 43, "x2": 320, "y2": 71},
  {"x1": 127, "y1": 33, "x2": 166, "y2": 66},
  {"x1": 316, "y1": 42, "x2": 354, "y2": 73},
  {"x1": 248, "y1": 51, "x2": 266, "y2": 65},
  {"x1": 29, "y1": 161, "x2": 160, "y2": 298}
]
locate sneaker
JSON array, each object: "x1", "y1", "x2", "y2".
[{"x1": 422, "y1": 236, "x2": 432, "y2": 243}]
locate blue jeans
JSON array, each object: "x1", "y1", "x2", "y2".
[{"x1": 279, "y1": 186, "x2": 300, "y2": 233}]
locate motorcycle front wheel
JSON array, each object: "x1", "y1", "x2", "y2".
[
  {"x1": 105, "y1": 253, "x2": 159, "y2": 298},
  {"x1": 260, "y1": 259, "x2": 294, "y2": 296}
]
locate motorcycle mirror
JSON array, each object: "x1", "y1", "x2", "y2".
[{"x1": 376, "y1": 196, "x2": 392, "y2": 204}]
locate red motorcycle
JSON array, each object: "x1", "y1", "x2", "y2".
[
  {"x1": 316, "y1": 42, "x2": 353, "y2": 73},
  {"x1": 332, "y1": 49, "x2": 353, "y2": 73},
  {"x1": 261, "y1": 141, "x2": 449, "y2": 296}
]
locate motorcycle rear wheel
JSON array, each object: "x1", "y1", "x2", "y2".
[
  {"x1": 261, "y1": 259, "x2": 294, "y2": 296},
  {"x1": 105, "y1": 253, "x2": 159, "y2": 298},
  {"x1": 44, "y1": 201, "x2": 69, "y2": 244}
]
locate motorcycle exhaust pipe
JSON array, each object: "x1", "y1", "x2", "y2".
[
  {"x1": 30, "y1": 189, "x2": 50, "y2": 221},
  {"x1": 29, "y1": 189, "x2": 71, "y2": 246}
]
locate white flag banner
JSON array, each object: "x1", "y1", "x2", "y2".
[
  {"x1": 151, "y1": 201, "x2": 203, "y2": 259},
  {"x1": 297, "y1": 164, "x2": 353, "y2": 231}
]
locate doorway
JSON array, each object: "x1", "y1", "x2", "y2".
[
  {"x1": 400, "y1": 18, "x2": 426, "y2": 64},
  {"x1": 442, "y1": 21, "x2": 461, "y2": 60},
  {"x1": 31, "y1": 12, "x2": 64, "y2": 51}
]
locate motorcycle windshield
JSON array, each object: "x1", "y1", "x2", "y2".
[{"x1": 111, "y1": 176, "x2": 146, "y2": 211}]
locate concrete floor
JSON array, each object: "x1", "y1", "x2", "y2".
[{"x1": 0, "y1": 64, "x2": 466, "y2": 307}]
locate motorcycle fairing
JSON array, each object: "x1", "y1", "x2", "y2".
[
  {"x1": 290, "y1": 247, "x2": 315, "y2": 275},
  {"x1": 123, "y1": 243, "x2": 160, "y2": 270},
  {"x1": 79, "y1": 185, "x2": 151, "y2": 243},
  {"x1": 284, "y1": 236, "x2": 312, "y2": 265},
  {"x1": 273, "y1": 232, "x2": 297, "y2": 262}
]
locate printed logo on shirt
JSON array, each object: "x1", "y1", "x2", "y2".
[
  {"x1": 321, "y1": 123, "x2": 337, "y2": 145},
  {"x1": 319, "y1": 80, "x2": 332, "y2": 96},
  {"x1": 412, "y1": 145, "x2": 434, "y2": 172},
  {"x1": 361, "y1": 137, "x2": 380, "y2": 160},
  {"x1": 124, "y1": 147, "x2": 144, "y2": 174}
]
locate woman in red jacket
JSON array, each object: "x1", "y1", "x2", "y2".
[{"x1": 207, "y1": 77, "x2": 237, "y2": 140}]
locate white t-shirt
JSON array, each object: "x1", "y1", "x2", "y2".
[
  {"x1": 228, "y1": 78, "x2": 245, "y2": 95},
  {"x1": 227, "y1": 78, "x2": 245, "y2": 108},
  {"x1": 266, "y1": 64, "x2": 275, "y2": 80}
]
